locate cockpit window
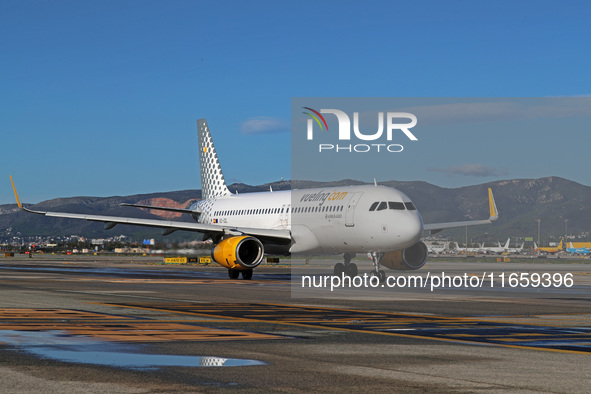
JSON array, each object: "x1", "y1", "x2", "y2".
[
  {"x1": 388, "y1": 202, "x2": 405, "y2": 210},
  {"x1": 404, "y1": 202, "x2": 416, "y2": 210},
  {"x1": 369, "y1": 202, "x2": 379, "y2": 211},
  {"x1": 377, "y1": 202, "x2": 387, "y2": 211}
]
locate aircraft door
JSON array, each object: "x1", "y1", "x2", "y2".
[
  {"x1": 280, "y1": 204, "x2": 290, "y2": 228},
  {"x1": 345, "y1": 192, "x2": 364, "y2": 227}
]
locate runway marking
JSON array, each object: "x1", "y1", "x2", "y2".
[
  {"x1": 104, "y1": 302, "x2": 591, "y2": 355},
  {"x1": 0, "y1": 308, "x2": 128, "y2": 320},
  {"x1": 0, "y1": 308, "x2": 284, "y2": 342},
  {"x1": 58, "y1": 277, "x2": 285, "y2": 285}
]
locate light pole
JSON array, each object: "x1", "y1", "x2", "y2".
[
  {"x1": 565, "y1": 219, "x2": 568, "y2": 241},
  {"x1": 465, "y1": 226, "x2": 468, "y2": 255},
  {"x1": 537, "y1": 219, "x2": 541, "y2": 247}
]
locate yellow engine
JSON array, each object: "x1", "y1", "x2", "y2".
[
  {"x1": 212, "y1": 236, "x2": 264, "y2": 270},
  {"x1": 381, "y1": 241, "x2": 428, "y2": 270}
]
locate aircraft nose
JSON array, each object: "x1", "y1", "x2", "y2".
[{"x1": 398, "y1": 212, "x2": 424, "y2": 247}]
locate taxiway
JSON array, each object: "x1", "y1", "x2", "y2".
[{"x1": 0, "y1": 255, "x2": 589, "y2": 392}]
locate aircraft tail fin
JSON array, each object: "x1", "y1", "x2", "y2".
[
  {"x1": 504, "y1": 238, "x2": 511, "y2": 249},
  {"x1": 197, "y1": 119, "x2": 231, "y2": 200}
]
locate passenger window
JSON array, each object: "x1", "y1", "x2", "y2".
[
  {"x1": 369, "y1": 202, "x2": 379, "y2": 211},
  {"x1": 377, "y1": 202, "x2": 387, "y2": 211},
  {"x1": 388, "y1": 202, "x2": 405, "y2": 210}
]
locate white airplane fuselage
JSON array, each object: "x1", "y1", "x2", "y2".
[{"x1": 194, "y1": 184, "x2": 424, "y2": 255}]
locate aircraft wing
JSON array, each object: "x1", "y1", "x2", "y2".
[
  {"x1": 120, "y1": 202, "x2": 199, "y2": 215},
  {"x1": 10, "y1": 177, "x2": 292, "y2": 245},
  {"x1": 423, "y1": 188, "x2": 498, "y2": 235}
]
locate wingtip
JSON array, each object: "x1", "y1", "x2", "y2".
[{"x1": 9, "y1": 175, "x2": 22, "y2": 209}]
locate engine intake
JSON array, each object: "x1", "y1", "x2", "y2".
[
  {"x1": 381, "y1": 241, "x2": 428, "y2": 270},
  {"x1": 212, "y1": 236, "x2": 264, "y2": 269}
]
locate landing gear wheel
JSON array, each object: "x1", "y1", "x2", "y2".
[
  {"x1": 228, "y1": 269, "x2": 240, "y2": 279},
  {"x1": 369, "y1": 252, "x2": 385, "y2": 282},
  {"x1": 345, "y1": 263, "x2": 358, "y2": 277},
  {"x1": 241, "y1": 269, "x2": 253, "y2": 280},
  {"x1": 334, "y1": 263, "x2": 345, "y2": 277},
  {"x1": 369, "y1": 270, "x2": 386, "y2": 283}
]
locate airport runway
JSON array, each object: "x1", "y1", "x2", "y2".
[{"x1": 0, "y1": 255, "x2": 590, "y2": 392}]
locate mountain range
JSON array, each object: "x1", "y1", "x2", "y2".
[{"x1": 1, "y1": 177, "x2": 589, "y2": 243}]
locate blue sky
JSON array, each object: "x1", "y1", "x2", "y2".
[{"x1": 1, "y1": 0, "x2": 590, "y2": 204}]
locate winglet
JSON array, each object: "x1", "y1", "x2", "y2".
[
  {"x1": 488, "y1": 188, "x2": 498, "y2": 221},
  {"x1": 9, "y1": 176, "x2": 45, "y2": 215},
  {"x1": 9, "y1": 176, "x2": 22, "y2": 209}
]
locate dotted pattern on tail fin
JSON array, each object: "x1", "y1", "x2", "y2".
[{"x1": 197, "y1": 119, "x2": 231, "y2": 200}]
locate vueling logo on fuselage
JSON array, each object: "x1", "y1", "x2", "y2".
[
  {"x1": 303, "y1": 108, "x2": 417, "y2": 153},
  {"x1": 300, "y1": 190, "x2": 348, "y2": 206}
]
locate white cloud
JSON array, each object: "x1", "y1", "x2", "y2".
[
  {"x1": 240, "y1": 116, "x2": 289, "y2": 135},
  {"x1": 428, "y1": 164, "x2": 509, "y2": 177}
]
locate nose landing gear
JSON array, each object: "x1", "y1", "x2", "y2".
[{"x1": 369, "y1": 251, "x2": 386, "y2": 282}]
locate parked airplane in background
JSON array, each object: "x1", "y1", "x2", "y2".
[
  {"x1": 505, "y1": 239, "x2": 525, "y2": 254},
  {"x1": 566, "y1": 242, "x2": 591, "y2": 255},
  {"x1": 480, "y1": 238, "x2": 511, "y2": 254},
  {"x1": 427, "y1": 242, "x2": 450, "y2": 254},
  {"x1": 534, "y1": 240, "x2": 564, "y2": 254},
  {"x1": 455, "y1": 242, "x2": 485, "y2": 254},
  {"x1": 11, "y1": 119, "x2": 498, "y2": 280}
]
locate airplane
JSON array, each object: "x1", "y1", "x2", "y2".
[
  {"x1": 566, "y1": 242, "x2": 591, "y2": 255},
  {"x1": 454, "y1": 242, "x2": 485, "y2": 254},
  {"x1": 427, "y1": 242, "x2": 450, "y2": 254},
  {"x1": 10, "y1": 119, "x2": 499, "y2": 280},
  {"x1": 505, "y1": 239, "x2": 525, "y2": 254},
  {"x1": 480, "y1": 238, "x2": 511, "y2": 254},
  {"x1": 534, "y1": 240, "x2": 564, "y2": 254}
]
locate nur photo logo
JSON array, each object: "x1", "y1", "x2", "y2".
[{"x1": 303, "y1": 107, "x2": 418, "y2": 153}]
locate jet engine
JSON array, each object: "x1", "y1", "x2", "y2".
[
  {"x1": 211, "y1": 236, "x2": 264, "y2": 270},
  {"x1": 381, "y1": 241, "x2": 428, "y2": 270}
]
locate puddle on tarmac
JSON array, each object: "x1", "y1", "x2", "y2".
[{"x1": 0, "y1": 330, "x2": 266, "y2": 369}]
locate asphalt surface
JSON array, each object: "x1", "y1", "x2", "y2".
[{"x1": 0, "y1": 254, "x2": 590, "y2": 392}]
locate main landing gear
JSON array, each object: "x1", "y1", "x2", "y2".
[
  {"x1": 333, "y1": 252, "x2": 386, "y2": 281},
  {"x1": 333, "y1": 253, "x2": 358, "y2": 277},
  {"x1": 228, "y1": 268, "x2": 253, "y2": 280}
]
